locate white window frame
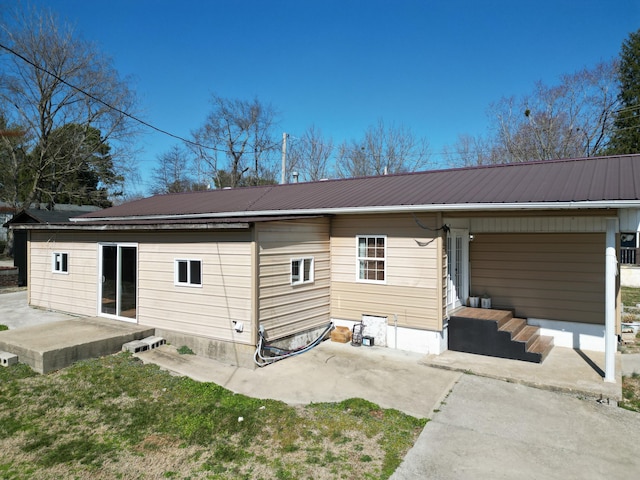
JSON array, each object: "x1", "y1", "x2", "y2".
[
  {"x1": 291, "y1": 257, "x2": 314, "y2": 285},
  {"x1": 174, "y1": 259, "x2": 203, "y2": 287},
  {"x1": 52, "y1": 252, "x2": 69, "y2": 274},
  {"x1": 356, "y1": 235, "x2": 387, "y2": 284}
]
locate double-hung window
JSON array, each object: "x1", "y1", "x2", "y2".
[
  {"x1": 52, "y1": 252, "x2": 69, "y2": 274},
  {"x1": 291, "y1": 257, "x2": 314, "y2": 285},
  {"x1": 357, "y1": 235, "x2": 386, "y2": 282},
  {"x1": 175, "y1": 259, "x2": 202, "y2": 286}
]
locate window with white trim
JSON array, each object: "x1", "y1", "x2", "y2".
[
  {"x1": 357, "y1": 235, "x2": 386, "y2": 282},
  {"x1": 52, "y1": 252, "x2": 69, "y2": 274},
  {"x1": 291, "y1": 257, "x2": 314, "y2": 285},
  {"x1": 175, "y1": 259, "x2": 202, "y2": 286}
]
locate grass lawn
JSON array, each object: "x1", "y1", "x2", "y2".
[
  {"x1": 622, "y1": 373, "x2": 640, "y2": 413},
  {"x1": 621, "y1": 285, "x2": 640, "y2": 412},
  {"x1": 622, "y1": 287, "x2": 640, "y2": 307},
  {"x1": 0, "y1": 353, "x2": 426, "y2": 479}
]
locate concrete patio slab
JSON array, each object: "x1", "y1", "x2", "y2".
[
  {"x1": 0, "y1": 317, "x2": 154, "y2": 373},
  {"x1": 0, "y1": 289, "x2": 76, "y2": 328}
]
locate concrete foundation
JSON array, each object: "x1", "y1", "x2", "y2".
[
  {"x1": 332, "y1": 318, "x2": 448, "y2": 355},
  {"x1": 527, "y1": 317, "x2": 605, "y2": 352},
  {"x1": 154, "y1": 328, "x2": 257, "y2": 369},
  {"x1": 265, "y1": 323, "x2": 332, "y2": 351}
]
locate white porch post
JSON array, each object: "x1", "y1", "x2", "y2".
[{"x1": 604, "y1": 217, "x2": 618, "y2": 383}]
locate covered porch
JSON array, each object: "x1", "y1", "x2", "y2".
[{"x1": 445, "y1": 213, "x2": 620, "y2": 382}]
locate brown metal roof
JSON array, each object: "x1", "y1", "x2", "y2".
[
  {"x1": 7, "y1": 209, "x2": 95, "y2": 224},
  {"x1": 76, "y1": 154, "x2": 640, "y2": 222}
]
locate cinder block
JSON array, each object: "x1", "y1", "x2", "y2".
[
  {"x1": 140, "y1": 336, "x2": 166, "y2": 350},
  {"x1": 122, "y1": 340, "x2": 149, "y2": 354},
  {"x1": 0, "y1": 351, "x2": 18, "y2": 367}
]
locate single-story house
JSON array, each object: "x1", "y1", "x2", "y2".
[{"x1": 9, "y1": 154, "x2": 640, "y2": 380}]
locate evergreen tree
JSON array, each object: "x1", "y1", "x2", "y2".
[{"x1": 609, "y1": 29, "x2": 640, "y2": 154}]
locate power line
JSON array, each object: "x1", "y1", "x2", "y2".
[
  {"x1": 0, "y1": 41, "x2": 230, "y2": 155},
  {"x1": 2, "y1": 40, "x2": 637, "y2": 167}
]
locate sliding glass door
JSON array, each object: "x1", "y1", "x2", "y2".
[{"x1": 99, "y1": 243, "x2": 137, "y2": 322}]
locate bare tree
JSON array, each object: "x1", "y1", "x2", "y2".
[
  {"x1": 494, "y1": 61, "x2": 618, "y2": 164},
  {"x1": 0, "y1": 4, "x2": 139, "y2": 209},
  {"x1": 151, "y1": 145, "x2": 203, "y2": 194},
  {"x1": 443, "y1": 133, "x2": 495, "y2": 167},
  {"x1": 446, "y1": 61, "x2": 619, "y2": 166},
  {"x1": 335, "y1": 119, "x2": 431, "y2": 178},
  {"x1": 191, "y1": 95, "x2": 279, "y2": 188},
  {"x1": 287, "y1": 125, "x2": 333, "y2": 182}
]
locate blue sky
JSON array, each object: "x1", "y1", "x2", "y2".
[{"x1": 26, "y1": 0, "x2": 640, "y2": 194}]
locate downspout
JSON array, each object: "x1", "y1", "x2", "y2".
[
  {"x1": 604, "y1": 217, "x2": 618, "y2": 383},
  {"x1": 251, "y1": 225, "x2": 259, "y2": 349},
  {"x1": 26, "y1": 230, "x2": 31, "y2": 305}
]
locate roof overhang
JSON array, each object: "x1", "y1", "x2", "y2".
[
  {"x1": 9, "y1": 222, "x2": 252, "y2": 231},
  {"x1": 70, "y1": 200, "x2": 640, "y2": 224}
]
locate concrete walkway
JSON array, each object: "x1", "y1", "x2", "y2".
[
  {"x1": 422, "y1": 347, "x2": 622, "y2": 402},
  {"x1": 136, "y1": 342, "x2": 462, "y2": 419},
  {"x1": 622, "y1": 353, "x2": 640, "y2": 376},
  {"x1": 392, "y1": 374, "x2": 640, "y2": 480}
]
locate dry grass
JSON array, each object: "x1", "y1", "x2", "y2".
[
  {"x1": 622, "y1": 287, "x2": 640, "y2": 308},
  {"x1": 621, "y1": 373, "x2": 640, "y2": 413},
  {"x1": 0, "y1": 353, "x2": 426, "y2": 479}
]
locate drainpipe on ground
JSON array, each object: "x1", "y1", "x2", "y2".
[{"x1": 604, "y1": 217, "x2": 618, "y2": 383}]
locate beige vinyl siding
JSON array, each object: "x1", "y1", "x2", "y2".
[
  {"x1": 439, "y1": 221, "x2": 448, "y2": 321},
  {"x1": 331, "y1": 214, "x2": 442, "y2": 330},
  {"x1": 257, "y1": 218, "x2": 331, "y2": 341},
  {"x1": 137, "y1": 231, "x2": 253, "y2": 344},
  {"x1": 470, "y1": 233, "x2": 605, "y2": 324},
  {"x1": 29, "y1": 230, "x2": 254, "y2": 344},
  {"x1": 29, "y1": 231, "x2": 99, "y2": 316}
]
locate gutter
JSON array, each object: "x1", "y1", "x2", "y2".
[
  {"x1": 70, "y1": 200, "x2": 640, "y2": 224},
  {"x1": 9, "y1": 222, "x2": 251, "y2": 231}
]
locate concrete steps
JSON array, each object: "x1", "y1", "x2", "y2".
[{"x1": 449, "y1": 308, "x2": 554, "y2": 363}]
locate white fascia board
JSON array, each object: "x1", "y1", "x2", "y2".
[
  {"x1": 70, "y1": 200, "x2": 640, "y2": 223},
  {"x1": 10, "y1": 222, "x2": 251, "y2": 231}
]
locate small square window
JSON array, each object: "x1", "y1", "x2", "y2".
[
  {"x1": 52, "y1": 252, "x2": 68, "y2": 274},
  {"x1": 175, "y1": 259, "x2": 202, "y2": 287},
  {"x1": 291, "y1": 257, "x2": 314, "y2": 285}
]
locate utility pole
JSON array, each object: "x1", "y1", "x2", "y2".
[{"x1": 281, "y1": 132, "x2": 288, "y2": 184}]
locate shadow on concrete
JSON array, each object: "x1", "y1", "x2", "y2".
[{"x1": 575, "y1": 348, "x2": 605, "y2": 377}]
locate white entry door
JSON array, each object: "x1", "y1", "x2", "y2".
[{"x1": 446, "y1": 229, "x2": 470, "y2": 313}]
